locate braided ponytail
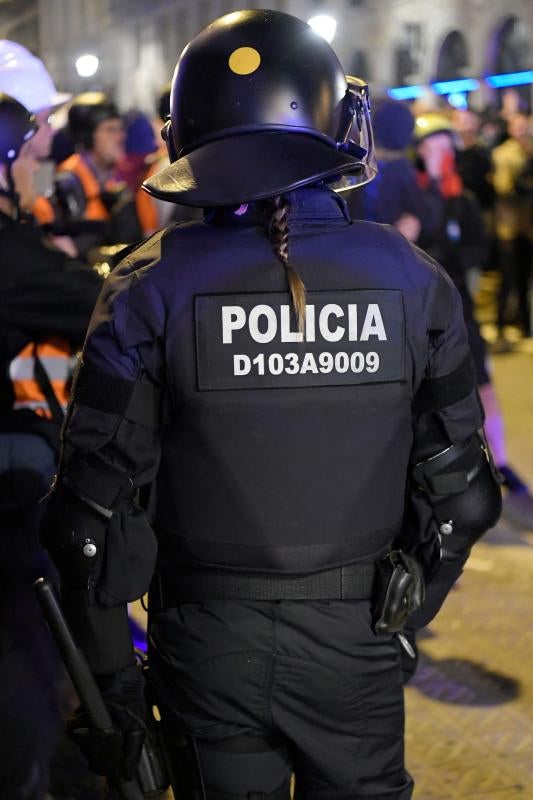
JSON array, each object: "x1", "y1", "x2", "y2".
[{"x1": 268, "y1": 195, "x2": 306, "y2": 333}]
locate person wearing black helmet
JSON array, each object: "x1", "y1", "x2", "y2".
[
  {"x1": 53, "y1": 91, "x2": 142, "y2": 257},
  {"x1": 41, "y1": 10, "x2": 501, "y2": 799},
  {"x1": 0, "y1": 94, "x2": 101, "y2": 799}
]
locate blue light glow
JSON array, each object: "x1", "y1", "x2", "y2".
[
  {"x1": 486, "y1": 70, "x2": 533, "y2": 88},
  {"x1": 448, "y1": 92, "x2": 468, "y2": 109},
  {"x1": 432, "y1": 78, "x2": 480, "y2": 95},
  {"x1": 387, "y1": 85, "x2": 426, "y2": 101}
]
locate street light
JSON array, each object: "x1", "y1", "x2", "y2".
[
  {"x1": 75, "y1": 54, "x2": 99, "y2": 78},
  {"x1": 307, "y1": 15, "x2": 337, "y2": 44}
]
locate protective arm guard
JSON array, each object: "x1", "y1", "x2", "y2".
[
  {"x1": 42, "y1": 451, "x2": 135, "y2": 591},
  {"x1": 41, "y1": 450, "x2": 141, "y2": 673},
  {"x1": 407, "y1": 431, "x2": 502, "y2": 628}
]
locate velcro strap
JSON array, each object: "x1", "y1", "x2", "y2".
[
  {"x1": 76, "y1": 365, "x2": 162, "y2": 428},
  {"x1": 64, "y1": 452, "x2": 134, "y2": 518},
  {"x1": 412, "y1": 435, "x2": 483, "y2": 496},
  {"x1": 150, "y1": 563, "x2": 376, "y2": 607},
  {"x1": 207, "y1": 786, "x2": 290, "y2": 800},
  {"x1": 414, "y1": 355, "x2": 476, "y2": 416},
  {"x1": 124, "y1": 380, "x2": 161, "y2": 428},
  {"x1": 426, "y1": 471, "x2": 470, "y2": 495}
]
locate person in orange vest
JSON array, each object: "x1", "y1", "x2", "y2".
[
  {"x1": 54, "y1": 92, "x2": 142, "y2": 257},
  {"x1": 0, "y1": 94, "x2": 102, "y2": 799},
  {"x1": 139, "y1": 82, "x2": 202, "y2": 233}
]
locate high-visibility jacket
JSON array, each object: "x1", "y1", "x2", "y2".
[
  {"x1": 9, "y1": 337, "x2": 73, "y2": 420},
  {"x1": 32, "y1": 195, "x2": 56, "y2": 226},
  {"x1": 56, "y1": 153, "x2": 112, "y2": 221},
  {"x1": 135, "y1": 181, "x2": 159, "y2": 236}
]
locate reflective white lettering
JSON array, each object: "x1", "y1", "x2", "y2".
[
  {"x1": 280, "y1": 305, "x2": 303, "y2": 343},
  {"x1": 233, "y1": 354, "x2": 251, "y2": 375},
  {"x1": 233, "y1": 351, "x2": 380, "y2": 377},
  {"x1": 300, "y1": 352, "x2": 319, "y2": 373},
  {"x1": 252, "y1": 353, "x2": 265, "y2": 374},
  {"x1": 285, "y1": 353, "x2": 299, "y2": 374},
  {"x1": 319, "y1": 352, "x2": 333, "y2": 373},
  {"x1": 305, "y1": 305, "x2": 316, "y2": 342},
  {"x1": 335, "y1": 352, "x2": 349, "y2": 373},
  {"x1": 222, "y1": 306, "x2": 246, "y2": 344},
  {"x1": 360, "y1": 304, "x2": 387, "y2": 341},
  {"x1": 366, "y1": 352, "x2": 380, "y2": 372},
  {"x1": 351, "y1": 352, "x2": 364, "y2": 373},
  {"x1": 319, "y1": 304, "x2": 345, "y2": 342},
  {"x1": 269, "y1": 353, "x2": 284, "y2": 375},
  {"x1": 348, "y1": 304, "x2": 358, "y2": 341},
  {"x1": 249, "y1": 305, "x2": 277, "y2": 344}
]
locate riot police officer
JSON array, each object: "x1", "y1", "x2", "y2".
[{"x1": 41, "y1": 10, "x2": 501, "y2": 799}]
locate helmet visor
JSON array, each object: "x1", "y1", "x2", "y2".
[{"x1": 331, "y1": 76, "x2": 377, "y2": 193}]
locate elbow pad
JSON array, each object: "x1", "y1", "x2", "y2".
[
  {"x1": 41, "y1": 452, "x2": 135, "y2": 593},
  {"x1": 412, "y1": 431, "x2": 502, "y2": 559}
]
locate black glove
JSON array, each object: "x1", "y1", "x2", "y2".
[{"x1": 68, "y1": 663, "x2": 146, "y2": 781}]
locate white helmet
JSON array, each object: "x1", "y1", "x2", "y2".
[{"x1": 0, "y1": 40, "x2": 71, "y2": 113}]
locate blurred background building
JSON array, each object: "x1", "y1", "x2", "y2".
[{"x1": 0, "y1": 0, "x2": 531, "y2": 114}]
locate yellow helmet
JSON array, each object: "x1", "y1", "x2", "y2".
[{"x1": 414, "y1": 112, "x2": 453, "y2": 142}]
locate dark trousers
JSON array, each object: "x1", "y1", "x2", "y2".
[
  {"x1": 149, "y1": 599, "x2": 413, "y2": 799},
  {"x1": 497, "y1": 237, "x2": 532, "y2": 335},
  {"x1": 0, "y1": 433, "x2": 60, "y2": 800}
]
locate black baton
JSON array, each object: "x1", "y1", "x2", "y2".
[{"x1": 34, "y1": 578, "x2": 163, "y2": 799}]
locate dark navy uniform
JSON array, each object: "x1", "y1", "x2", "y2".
[
  {"x1": 49, "y1": 186, "x2": 483, "y2": 798},
  {"x1": 40, "y1": 11, "x2": 500, "y2": 800}
]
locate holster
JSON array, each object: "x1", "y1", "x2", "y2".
[{"x1": 372, "y1": 550, "x2": 425, "y2": 635}]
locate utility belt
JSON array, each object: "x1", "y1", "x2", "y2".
[
  {"x1": 150, "y1": 562, "x2": 376, "y2": 608},
  {"x1": 150, "y1": 551, "x2": 425, "y2": 636}
]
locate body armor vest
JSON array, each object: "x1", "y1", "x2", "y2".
[{"x1": 150, "y1": 190, "x2": 442, "y2": 574}]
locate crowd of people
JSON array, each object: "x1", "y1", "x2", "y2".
[
  {"x1": 0, "y1": 21, "x2": 531, "y2": 800},
  {"x1": 346, "y1": 96, "x2": 533, "y2": 521}
]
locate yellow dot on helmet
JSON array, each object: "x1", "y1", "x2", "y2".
[{"x1": 228, "y1": 47, "x2": 261, "y2": 76}]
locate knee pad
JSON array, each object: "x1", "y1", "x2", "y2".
[
  {"x1": 198, "y1": 736, "x2": 292, "y2": 800},
  {"x1": 160, "y1": 729, "x2": 292, "y2": 800}
]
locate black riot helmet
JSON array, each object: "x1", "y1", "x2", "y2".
[
  {"x1": 68, "y1": 91, "x2": 121, "y2": 151},
  {"x1": 144, "y1": 9, "x2": 376, "y2": 207},
  {"x1": 0, "y1": 92, "x2": 36, "y2": 166}
]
